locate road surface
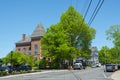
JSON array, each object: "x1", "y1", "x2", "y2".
[{"x1": 0, "y1": 67, "x2": 113, "y2": 80}]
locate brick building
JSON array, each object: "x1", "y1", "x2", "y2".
[{"x1": 16, "y1": 23, "x2": 45, "y2": 60}]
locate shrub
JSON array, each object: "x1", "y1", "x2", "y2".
[
  {"x1": 33, "y1": 67, "x2": 39, "y2": 70},
  {"x1": 27, "y1": 70, "x2": 31, "y2": 73},
  {"x1": 49, "y1": 62, "x2": 59, "y2": 69},
  {"x1": 87, "y1": 64, "x2": 91, "y2": 67},
  {"x1": 12, "y1": 71, "x2": 17, "y2": 75},
  {"x1": 19, "y1": 70, "x2": 23, "y2": 74},
  {"x1": 38, "y1": 60, "x2": 48, "y2": 69},
  {"x1": 0, "y1": 71, "x2": 8, "y2": 76}
]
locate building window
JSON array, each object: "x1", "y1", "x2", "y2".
[
  {"x1": 43, "y1": 57, "x2": 46, "y2": 60},
  {"x1": 23, "y1": 48, "x2": 26, "y2": 55},
  {"x1": 18, "y1": 48, "x2": 20, "y2": 51},
  {"x1": 28, "y1": 47, "x2": 31, "y2": 55},
  {"x1": 48, "y1": 58, "x2": 50, "y2": 61},
  {"x1": 34, "y1": 45, "x2": 38, "y2": 54}
]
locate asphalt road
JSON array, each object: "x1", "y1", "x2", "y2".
[{"x1": 0, "y1": 67, "x2": 114, "y2": 80}]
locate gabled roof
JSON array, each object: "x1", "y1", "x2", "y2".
[
  {"x1": 31, "y1": 23, "x2": 45, "y2": 38},
  {"x1": 16, "y1": 36, "x2": 31, "y2": 44},
  {"x1": 16, "y1": 23, "x2": 45, "y2": 44}
]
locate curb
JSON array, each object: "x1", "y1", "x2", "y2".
[{"x1": 0, "y1": 70, "x2": 67, "y2": 79}]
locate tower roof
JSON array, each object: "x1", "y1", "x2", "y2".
[
  {"x1": 16, "y1": 23, "x2": 45, "y2": 45},
  {"x1": 31, "y1": 23, "x2": 45, "y2": 38}
]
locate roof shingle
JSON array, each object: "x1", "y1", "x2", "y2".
[{"x1": 31, "y1": 23, "x2": 45, "y2": 38}]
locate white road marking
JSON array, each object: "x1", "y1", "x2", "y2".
[{"x1": 102, "y1": 72, "x2": 107, "y2": 78}]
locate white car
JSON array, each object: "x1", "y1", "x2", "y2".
[
  {"x1": 73, "y1": 62, "x2": 83, "y2": 70},
  {"x1": 92, "y1": 63, "x2": 101, "y2": 68},
  {"x1": 96, "y1": 63, "x2": 101, "y2": 67}
]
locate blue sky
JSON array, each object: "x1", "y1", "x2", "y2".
[{"x1": 0, "y1": 0, "x2": 120, "y2": 58}]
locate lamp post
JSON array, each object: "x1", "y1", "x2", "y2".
[
  {"x1": 0, "y1": 59, "x2": 3, "y2": 66},
  {"x1": 10, "y1": 51, "x2": 13, "y2": 66},
  {"x1": 10, "y1": 51, "x2": 13, "y2": 73}
]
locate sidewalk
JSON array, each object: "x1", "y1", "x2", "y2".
[{"x1": 111, "y1": 70, "x2": 120, "y2": 80}]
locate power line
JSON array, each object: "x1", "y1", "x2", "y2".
[
  {"x1": 88, "y1": 0, "x2": 105, "y2": 26},
  {"x1": 88, "y1": 0, "x2": 102, "y2": 25},
  {"x1": 83, "y1": 0, "x2": 93, "y2": 19},
  {"x1": 80, "y1": 0, "x2": 93, "y2": 27}
]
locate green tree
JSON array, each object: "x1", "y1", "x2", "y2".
[
  {"x1": 41, "y1": 6, "x2": 96, "y2": 68},
  {"x1": 98, "y1": 46, "x2": 120, "y2": 64},
  {"x1": 60, "y1": 6, "x2": 96, "y2": 59},
  {"x1": 35, "y1": 59, "x2": 48, "y2": 69},
  {"x1": 2, "y1": 51, "x2": 34, "y2": 66},
  {"x1": 26, "y1": 55, "x2": 34, "y2": 66},
  {"x1": 98, "y1": 46, "x2": 111, "y2": 64},
  {"x1": 106, "y1": 25, "x2": 120, "y2": 49},
  {"x1": 106, "y1": 25, "x2": 120, "y2": 63},
  {"x1": 109, "y1": 47, "x2": 120, "y2": 63},
  {"x1": 41, "y1": 24, "x2": 75, "y2": 68}
]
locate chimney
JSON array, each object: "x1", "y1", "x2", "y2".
[{"x1": 22, "y1": 34, "x2": 26, "y2": 41}]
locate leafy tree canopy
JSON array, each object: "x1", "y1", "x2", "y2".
[
  {"x1": 60, "y1": 6, "x2": 96, "y2": 58},
  {"x1": 41, "y1": 24, "x2": 76, "y2": 65},
  {"x1": 2, "y1": 51, "x2": 34, "y2": 66},
  {"x1": 41, "y1": 6, "x2": 96, "y2": 67},
  {"x1": 98, "y1": 46, "x2": 120, "y2": 64},
  {"x1": 106, "y1": 25, "x2": 120, "y2": 49}
]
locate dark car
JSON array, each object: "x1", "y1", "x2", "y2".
[
  {"x1": 105, "y1": 64, "x2": 118, "y2": 72},
  {"x1": 118, "y1": 64, "x2": 120, "y2": 69},
  {"x1": 0, "y1": 66, "x2": 11, "y2": 73},
  {"x1": 16, "y1": 65, "x2": 32, "y2": 71}
]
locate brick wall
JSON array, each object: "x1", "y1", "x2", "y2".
[
  {"x1": 16, "y1": 39, "x2": 43, "y2": 60},
  {"x1": 31, "y1": 39, "x2": 42, "y2": 60},
  {"x1": 16, "y1": 45, "x2": 30, "y2": 55}
]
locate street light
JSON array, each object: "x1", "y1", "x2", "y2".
[
  {"x1": 10, "y1": 51, "x2": 13, "y2": 74},
  {"x1": 0, "y1": 59, "x2": 3, "y2": 66},
  {"x1": 10, "y1": 51, "x2": 13, "y2": 66}
]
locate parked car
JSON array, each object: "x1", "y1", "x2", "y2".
[
  {"x1": 92, "y1": 64, "x2": 97, "y2": 68},
  {"x1": 96, "y1": 63, "x2": 101, "y2": 67},
  {"x1": 0, "y1": 66, "x2": 11, "y2": 73},
  {"x1": 16, "y1": 65, "x2": 32, "y2": 71},
  {"x1": 92, "y1": 63, "x2": 101, "y2": 68},
  {"x1": 7, "y1": 66, "x2": 15, "y2": 71},
  {"x1": 117, "y1": 64, "x2": 120, "y2": 69},
  {"x1": 73, "y1": 62, "x2": 83, "y2": 70},
  {"x1": 104, "y1": 64, "x2": 118, "y2": 72}
]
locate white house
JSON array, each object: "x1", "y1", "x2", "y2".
[{"x1": 89, "y1": 46, "x2": 99, "y2": 65}]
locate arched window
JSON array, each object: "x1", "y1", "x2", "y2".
[
  {"x1": 28, "y1": 47, "x2": 31, "y2": 55},
  {"x1": 18, "y1": 48, "x2": 20, "y2": 51},
  {"x1": 34, "y1": 45, "x2": 38, "y2": 54},
  {"x1": 23, "y1": 48, "x2": 26, "y2": 55}
]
